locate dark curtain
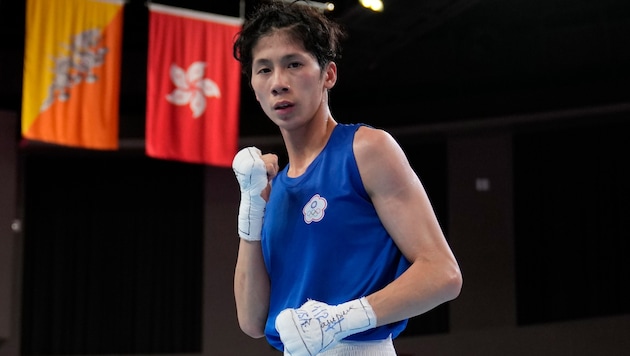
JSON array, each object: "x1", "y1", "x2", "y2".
[
  {"x1": 20, "y1": 150, "x2": 203, "y2": 354},
  {"x1": 513, "y1": 119, "x2": 630, "y2": 325}
]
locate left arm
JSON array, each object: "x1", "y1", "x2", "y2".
[{"x1": 354, "y1": 126, "x2": 462, "y2": 326}]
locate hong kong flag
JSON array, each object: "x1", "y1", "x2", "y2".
[{"x1": 146, "y1": 4, "x2": 243, "y2": 167}]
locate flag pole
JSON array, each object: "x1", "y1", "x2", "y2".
[{"x1": 239, "y1": 0, "x2": 245, "y2": 19}]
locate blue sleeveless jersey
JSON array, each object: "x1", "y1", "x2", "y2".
[{"x1": 261, "y1": 123, "x2": 411, "y2": 351}]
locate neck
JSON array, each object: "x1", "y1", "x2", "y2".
[{"x1": 282, "y1": 114, "x2": 337, "y2": 177}]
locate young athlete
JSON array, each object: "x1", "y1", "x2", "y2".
[{"x1": 231, "y1": 1, "x2": 462, "y2": 355}]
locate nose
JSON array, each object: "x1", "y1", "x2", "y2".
[{"x1": 271, "y1": 70, "x2": 290, "y2": 95}]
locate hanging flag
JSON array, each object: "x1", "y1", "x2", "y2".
[
  {"x1": 21, "y1": 0, "x2": 125, "y2": 150},
  {"x1": 146, "y1": 4, "x2": 243, "y2": 167}
]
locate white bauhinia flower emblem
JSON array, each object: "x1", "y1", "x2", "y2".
[{"x1": 165, "y1": 62, "x2": 221, "y2": 118}]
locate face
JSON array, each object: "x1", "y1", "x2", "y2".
[{"x1": 250, "y1": 30, "x2": 337, "y2": 131}]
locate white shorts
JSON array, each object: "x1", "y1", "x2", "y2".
[{"x1": 317, "y1": 335, "x2": 396, "y2": 356}]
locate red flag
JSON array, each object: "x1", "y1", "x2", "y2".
[{"x1": 146, "y1": 4, "x2": 242, "y2": 167}]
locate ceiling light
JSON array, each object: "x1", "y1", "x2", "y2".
[{"x1": 359, "y1": 0, "x2": 383, "y2": 12}]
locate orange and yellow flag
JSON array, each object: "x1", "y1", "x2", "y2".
[{"x1": 21, "y1": 0, "x2": 125, "y2": 150}]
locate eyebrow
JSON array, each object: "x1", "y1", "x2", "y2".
[{"x1": 253, "y1": 53, "x2": 306, "y2": 67}]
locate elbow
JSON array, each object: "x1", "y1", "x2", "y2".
[
  {"x1": 240, "y1": 326, "x2": 266, "y2": 339},
  {"x1": 238, "y1": 316, "x2": 266, "y2": 339},
  {"x1": 443, "y1": 263, "x2": 463, "y2": 301}
]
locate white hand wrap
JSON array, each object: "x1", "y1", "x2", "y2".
[
  {"x1": 275, "y1": 297, "x2": 377, "y2": 356},
  {"x1": 232, "y1": 147, "x2": 268, "y2": 241}
]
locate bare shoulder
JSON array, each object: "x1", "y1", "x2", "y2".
[
  {"x1": 353, "y1": 125, "x2": 401, "y2": 160},
  {"x1": 353, "y1": 125, "x2": 416, "y2": 196}
]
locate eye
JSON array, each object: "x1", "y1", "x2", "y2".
[
  {"x1": 255, "y1": 67, "x2": 271, "y2": 75},
  {"x1": 288, "y1": 62, "x2": 302, "y2": 69}
]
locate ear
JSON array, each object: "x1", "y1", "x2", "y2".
[{"x1": 323, "y1": 61, "x2": 337, "y2": 89}]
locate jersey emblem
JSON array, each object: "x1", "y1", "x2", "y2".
[{"x1": 303, "y1": 194, "x2": 327, "y2": 224}]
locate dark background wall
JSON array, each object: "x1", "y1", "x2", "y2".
[{"x1": 0, "y1": 111, "x2": 19, "y2": 351}]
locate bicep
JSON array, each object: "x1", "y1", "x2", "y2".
[{"x1": 354, "y1": 127, "x2": 448, "y2": 262}]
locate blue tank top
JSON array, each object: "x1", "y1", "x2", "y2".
[{"x1": 261, "y1": 123, "x2": 411, "y2": 351}]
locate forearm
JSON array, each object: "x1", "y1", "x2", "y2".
[
  {"x1": 234, "y1": 238, "x2": 270, "y2": 338},
  {"x1": 231, "y1": 146, "x2": 278, "y2": 338},
  {"x1": 366, "y1": 257, "x2": 462, "y2": 327},
  {"x1": 273, "y1": 262, "x2": 459, "y2": 356}
]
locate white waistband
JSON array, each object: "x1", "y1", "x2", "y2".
[{"x1": 317, "y1": 335, "x2": 397, "y2": 356}]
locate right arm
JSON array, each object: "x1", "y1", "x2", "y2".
[
  {"x1": 234, "y1": 239, "x2": 270, "y2": 338},
  {"x1": 232, "y1": 149, "x2": 278, "y2": 338}
]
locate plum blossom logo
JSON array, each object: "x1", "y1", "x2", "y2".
[
  {"x1": 303, "y1": 194, "x2": 327, "y2": 224},
  {"x1": 165, "y1": 62, "x2": 221, "y2": 118}
]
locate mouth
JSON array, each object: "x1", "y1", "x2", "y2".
[{"x1": 273, "y1": 101, "x2": 294, "y2": 110}]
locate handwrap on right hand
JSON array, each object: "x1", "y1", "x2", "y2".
[{"x1": 232, "y1": 146, "x2": 268, "y2": 241}]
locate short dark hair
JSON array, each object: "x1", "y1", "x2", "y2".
[{"x1": 233, "y1": 0, "x2": 347, "y2": 80}]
